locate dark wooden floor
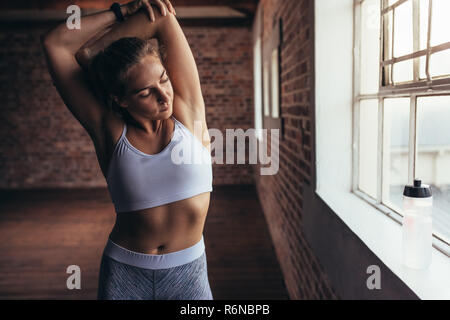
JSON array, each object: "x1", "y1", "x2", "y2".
[{"x1": 0, "y1": 185, "x2": 289, "y2": 300}]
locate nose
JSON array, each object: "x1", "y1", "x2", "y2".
[{"x1": 156, "y1": 87, "x2": 170, "y2": 104}]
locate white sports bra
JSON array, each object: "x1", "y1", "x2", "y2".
[{"x1": 106, "y1": 115, "x2": 213, "y2": 213}]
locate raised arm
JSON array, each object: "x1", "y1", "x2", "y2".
[
  {"x1": 80, "y1": 4, "x2": 205, "y2": 118},
  {"x1": 41, "y1": 7, "x2": 121, "y2": 139},
  {"x1": 40, "y1": 1, "x2": 173, "y2": 140},
  {"x1": 156, "y1": 12, "x2": 206, "y2": 116}
]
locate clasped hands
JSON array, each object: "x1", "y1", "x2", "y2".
[{"x1": 124, "y1": 0, "x2": 176, "y2": 22}]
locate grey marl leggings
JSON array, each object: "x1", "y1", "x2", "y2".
[{"x1": 97, "y1": 235, "x2": 213, "y2": 300}]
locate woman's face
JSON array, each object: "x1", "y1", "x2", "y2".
[{"x1": 117, "y1": 54, "x2": 173, "y2": 120}]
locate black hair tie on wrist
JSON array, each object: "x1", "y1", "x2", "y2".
[{"x1": 110, "y1": 2, "x2": 125, "y2": 22}]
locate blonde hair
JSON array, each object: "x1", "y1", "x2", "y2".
[{"x1": 89, "y1": 37, "x2": 167, "y2": 123}]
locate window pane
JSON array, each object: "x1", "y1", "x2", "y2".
[
  {"x1": 361, "y1": 0, "x2": 380, "y2": 94},
  {"x1": 382, "y1": 9, "x2": 393, "y2": 85},
  {"x1": 263, "y1": 61, "x2": 270, "y2": 116},
  {"x1": 359, "y1": 99, "x2": 379, "y2": 199},
  {"x1": 416, "y1": 96, "x2": 450, "y2": 241},
  {"x1": 271, "y1": 48, "x2": 279, "y2": 118},
  {"x1": 383, "y1": 98, "x2": 410, "y2": 212},
  {"x1": 393, "y1": 59, "x2": 413, "y2": 83},
  {"x1": 383, "y1": 10, "x2": 393, "y2": 62},
  {"x1": 430, "y1": 49, "x2": 450, "y2": 78},
  {"x1": 431, "y1": 0, "x2": 450, "y2": 46},
  {"x1": 419, "y1": 0, "x2": 429, "y2": 51},
  {"x1": 393, "y1": 0, "x2": 413, "y2": 57}
]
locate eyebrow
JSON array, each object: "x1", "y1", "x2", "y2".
[{"x1": 130, "y1": 70, "x2": 166, "y2": 95}]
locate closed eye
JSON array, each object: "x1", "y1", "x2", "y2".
[{"x1": 140, "y1": 77, "x2": 170, "y2": 98}]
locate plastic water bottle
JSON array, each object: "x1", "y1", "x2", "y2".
[{"x1": 401, "y1": 179, "x2": 433, "y2": 269}]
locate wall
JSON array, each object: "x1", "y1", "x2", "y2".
[
  {"x1": 252, "y1": 0, "x2": 419, "y2": 299},
  {"x1": 0, "y1": 19, "x2": 254, "y2": 188},
  {"x1": 252, "y1": 0, "x2": 338, "y2": 299}
]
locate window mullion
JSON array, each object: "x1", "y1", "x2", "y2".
[
  {"x1": 382, "y1": 0, "x2": 393, "y2": 86},
  {"x1": 390, "y1": 6, "x2": 395, "y2": 84},
  {"x1": 380, "y1": 0, "x2": 386, "y2": 88},
  {"x1": 408, "y1": 94, "x2": 417, "y2": 184},
  {"x1": 425, "y1": 0, "x2": 432, "y2": 82},
  {"x1": 412, "y1": 0, "x2": 420, "y2": 81}
]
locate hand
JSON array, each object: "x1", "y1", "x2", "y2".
[{"x1": 125, "y1": 0, "x2": 176, "y2": 22}]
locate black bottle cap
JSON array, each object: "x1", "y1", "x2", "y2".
[{"x1": 403, "y1": 179, "x2": 432, "y2": 198}]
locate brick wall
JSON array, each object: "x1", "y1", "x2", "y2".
[
  {"x1": 190, "y1": 27, "x2": 254, "y2": 185},
  {"x1": 253, "y1": 0, "x2": 339, "y2": 299},
  {"x1": 0, "y1": 23, "x2": 103, "y2": 188},
  {"x1": 0, "y1": 21, "x2": 254, "y2": 188}
]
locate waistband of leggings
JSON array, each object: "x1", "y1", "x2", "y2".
[{"x1": 102, "y1": 235, "x2": 205, "y2": 270}]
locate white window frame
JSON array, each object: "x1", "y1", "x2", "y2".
[
  {"x1": 353, "y1": 0, "x2": 450, "y2": 255},
  {"x1": 252, "y1": 2, "x2": 284, "y2": 142},
  {"x1": 315, "y1": 0, "x2": 450, "y2": 299},
  {"x1": 253, "y1": 3, "x2": 264, "y2": 142}
]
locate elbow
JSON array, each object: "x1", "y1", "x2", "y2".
[
  {"x1": 41, "y1": 24, "x2": 69, "y2": 49},
  {"x1": 40, "y1": 32, "x2": 52, "y2": 49},
  {"x1": 41, "y1": 29, "x2": 61, "y2": 50}
]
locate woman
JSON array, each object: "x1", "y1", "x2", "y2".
[{"x1": 41, "y1": 0, "x2": 214, "y2": 300}]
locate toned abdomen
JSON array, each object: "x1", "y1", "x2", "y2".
[{"x1": 108, "y1": 192, "x2": 210, "y2": 254}]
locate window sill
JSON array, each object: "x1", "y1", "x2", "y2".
[{"x1": 316, "y1": 186, "x2": 450, "y2": 300}]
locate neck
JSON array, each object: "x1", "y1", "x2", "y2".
[{"x1": 124, "y1": 110, "x2": 166, "y2": 135}]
